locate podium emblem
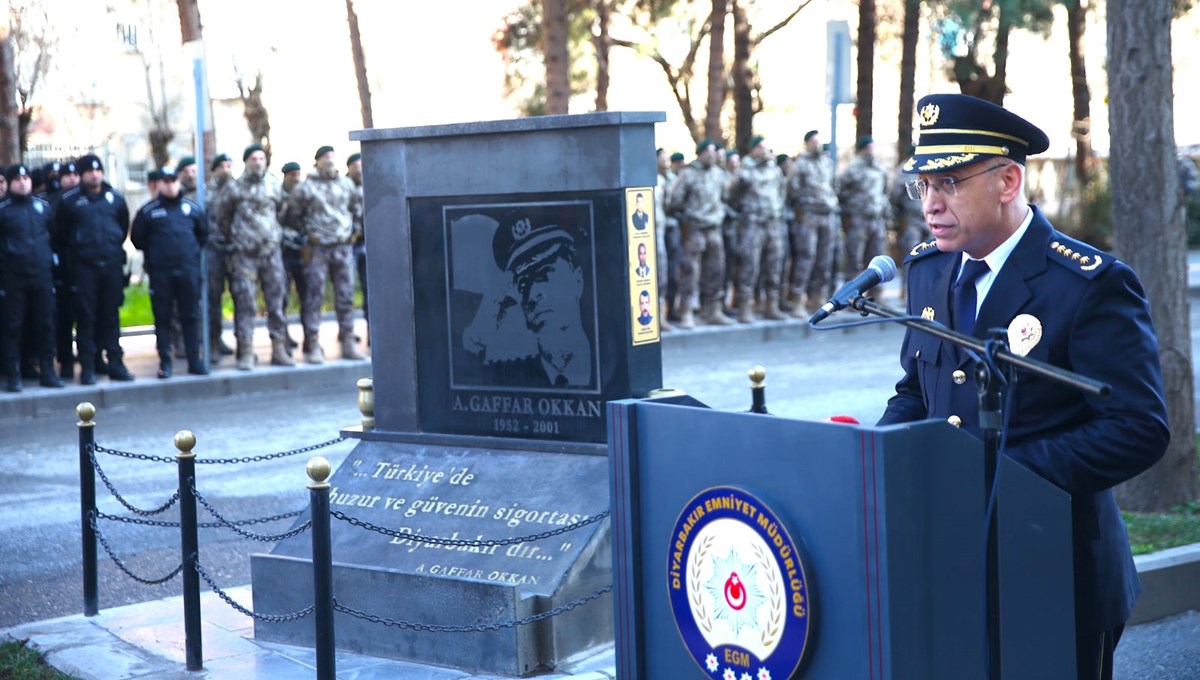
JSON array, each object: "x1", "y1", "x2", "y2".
[{"x1": 668, "y1": 486, "x2": 813, "y2": 679}]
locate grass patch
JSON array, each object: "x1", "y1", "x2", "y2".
[
  {"x1": 1124, "y1": 502, "x2": 1200, "y2": 556},
  {"x1": 0, "y1": 639, "x2": 76, "y2": 679}
]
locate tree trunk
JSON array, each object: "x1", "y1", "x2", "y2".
[
  {"x1": 542, "y1": 0, "x2": 570, "y2": 115},
  {"x1": 989, "y1": 1, "x2": 1011, "y2": 106},
  {"x1": 705, "y1": 0, "x2": 728, "y2": 144},
  {"x1": 346, "y1": 0, "x2": 373, "y2": 128},
  {"x1": 1108, "y1": 0, "x2": 1197, "y2": 511},
  {"x1": 731, "y1": 0, "x2": 753, "y2": 153},
  {"x1": 594, "y1": 0, "x2": 611, "y2": 112},
  {"x1": 1067, "y1": 0, "x2": 1093, "y2": 189},
  {"x1": 896, "y1": 0, "x2": 919, "y2": 156},
  {"x1": 0, "y1": 37, "x2": 18, "y2": 165},
  {"x1": 176, "y1": 0, "x2": 217, "y2": 169},
  {"x1": 855, "y1": 0, "x2": 876, "y2": 141}
]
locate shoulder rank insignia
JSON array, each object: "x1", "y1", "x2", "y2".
[
  {"x1": 905, "y1": 238, "x2": 941, "y2": 263},
  {"x1": 1048, "y1": 237, "x2": 1110, "y2": 279}
]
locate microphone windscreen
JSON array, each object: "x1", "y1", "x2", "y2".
[{"x1": 868, "y1": 255, "x2": 897, "y2": 283}]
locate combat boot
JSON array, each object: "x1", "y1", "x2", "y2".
[
  {"x1": 341, "y1": 336, "x2": 366, "y2": 361},
  {"x1": 39, "y1": 356, "x2": 64, "y2": 388},
  {"x1": 702, "y1": 301, "x2": 734, "y2": 326},
  {"x1": 271, "y1": 337, "x2": 295, "y2": 367},
  {"x1": 677, "y1": 308, "x2": 695, "y2": 330},
  {"x1": 303, "y1": 337, "x2": 325, "y2": 365},
  {"x1": 107, "y1": 355, "x2": 134, "y2": 382},
  {"x1": 6, "y1": 364, "x2": 22, "y2": 393},
  {"x1": 790, "y1": 293, "x2": 809, "y2": 319},
  {"x1": 236, "y1": 345, "x2": 256, "y2": 371},
  {"x1": 659, "y1": 298, "x2": 674, "y2": 332},
  {"x1": 763, "y1": 292, "x2": 787, "y2": 321},
  {"x1": 79, "y1": 357, "x2": 96, "y2": 385},
  {"x1": 736, "y1": 300, "x2": 755, "y2": 324}
]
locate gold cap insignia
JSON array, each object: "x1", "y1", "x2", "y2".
[
  {"x1": 1007, "y1": 314, "x2": 1043, "y2": 357},
  {"x1": 512, "y1": 218, "x2": 532, "y2": 239},
  {"x1": 920, "y1": 103, "x2": 940, "y2": 127},
  {"x1": 921, "y1": 306, "x2": 936, "y2": 321}
]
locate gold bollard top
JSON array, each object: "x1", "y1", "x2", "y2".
[
  {"x1": 307, "y1": 456, "x2": 332, "y2": 489},
  {"x1": 748, "y1": 365, "x2": 766, "y2": 388},
  {"x1": 357, "y1": 378, "x2": 375, "y2": 429},
  {"x1": 77, "y1": 402, "x2": 96, "y2": 427},
  {"x1": 175, "y1": 430, "x2": 197, "y2": 458}
]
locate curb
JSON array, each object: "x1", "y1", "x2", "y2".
[{"x1": 1130, "y1": 542, "x2": 1200, "y2": 625}]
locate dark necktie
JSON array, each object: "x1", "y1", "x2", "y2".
[{"x1": 952, "y1": 259, "x2": 991, "y2": 334}]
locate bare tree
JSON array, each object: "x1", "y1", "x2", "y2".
[
  {"x1": 593, "y1": 0, "x2": 613, "y2": 111},
  {"x1": 896, "y1": 0, "x2": 920, "y2": 156},
  {"x1": 542, "y1": 0, "x2": 570, "y2": 114},
  {"x1": 5, "y1": 1, "x2": 54, "y2": 158},
  {"x1": 176, "y1": 0, "x2": 216, "y2": 168},
  {"x1": 730, "y1": 0, "x2": 812, "y2": 152},
  {"x1": 0, "y1": 34, "x2": 19, "y2": 164},
  {"x1": 1065, "y1": 0, "x2": 1093, "y2": 189},
  {"x1": 703, "y1": 0, "x2": 727, "y2": 143},
  {"x1": 234, "y1": 68, "x2": 271, "y2": 159},
  {"x1": 855, "y1": 0, "x2": 876, "y2": 140},
  {"x1": 346, "y1": 0, "x2": 373, "y2": 128},
  {"x1": 1108, "y1": 0, "x2": 1197, "y2": 511}
]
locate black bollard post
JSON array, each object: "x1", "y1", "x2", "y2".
[
  {"x1": 77, "y1": 403, "x2": 98, "y2": 617},
  {"x1": 175, "y1": 430, "x2": 203, "y2": 671},
  {"x1": 748, "y1": 365, "x2": 770, "y2": 415},
  {"x1": 308, "y1": 456, "x2": 336, "y2": 680}
]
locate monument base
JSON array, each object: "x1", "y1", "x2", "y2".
[{"x1": 251, "y1": 437, "x2": 613, "y2": 676}]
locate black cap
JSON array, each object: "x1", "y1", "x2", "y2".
[
  {"x1": 4, "y1": 164, "x2": 30, "y2": 182},
  {"x1": 63, "y1": 160, "x2": 79, "y2": 175},
  {"x1": 210, "y1": 153, "x2": 232, "y2": 171},
  {"x1": 492, "y1": 207, "x2": 578, "y2": 278},
  {"x1": 78, "y1": 154, "x2": 104, "y2": 172},
  {"x1": 906, "y1": 93, "x2": 1050, "y2": 173},
  {"x1": 159, "y1": 165, "x2": 179, "y2": 179},
  {"x1": 281, "y1": 162, "x2": 302, "y2": 174},
  {"x1": 42, "y1": 160, "x2": 62, "y2": 176},
  {"x1": 243, "y1": 144, "x2": 265, "y2": 161},
  {"x1": 314, "y1": 145, "x2": 335, "y2": 160}
]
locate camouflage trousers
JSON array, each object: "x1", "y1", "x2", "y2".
[
  {"x1": 205, "y1": 245, "x2": 232, "y2": 346},
  {"x1": 228, "y1": 250, "x2": 287, "y2": 347},
  {"x1": 894, "y1": 217, "x2": 932, "y2": 286},
  {"x1": 677, "y1": 223, "x2": 725, "y2": 309},
  {"x1": 735, "y1": 216, "x2": 784, "y2": 301},
  {"x1": 789, "y1": 209, "x2": 836, "y2": 301},
  {"x1": 843, "y1": 213, "x2": 887, "y2": 278},
  {"x1": 302, "y1": 243, "x2": 356, "y2": 339}
]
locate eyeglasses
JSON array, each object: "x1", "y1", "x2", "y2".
[{"x1": 905, "y1": 163, "x2": 1008, "y2": 200}]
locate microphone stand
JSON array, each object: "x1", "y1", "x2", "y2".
[{"x1": 847, "y1": 295, "x2": 1110, "y2": 680}]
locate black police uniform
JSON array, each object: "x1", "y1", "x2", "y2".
[
  {"x1": 131, "y1": 193, "x2": 207, "y2": 376},
  {"x1": 54, "y1": 180, "x2": 132, "y2": 383},
  {"x1": 0, "y1": 187, "x2": 63, "y2": 390},
  {"x1": 41, "y1": 166, "x2": 79, "y2": 378}
]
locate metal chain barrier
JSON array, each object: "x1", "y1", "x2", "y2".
[
  {"x1": 195, "y1": 561, "x2": 314, "y2": 623},
  {"x1": 195, "y1": 437, "x2": 348, "y2": 465},
  {"x1": 333, "y1": 585, "x2": 613, "y2": 633},
  {"x1": 190, "y1": 479, "x2": 311, "y2": 542},
  {"x1": 331, "y1": 508, "x2": 611, "y2": 548},
  {"x1": 89, "y1": 447, "x2": 180, "y2": 516},
  {"x1": 92, "y1": 436, "x2": 346, "y2": 467},
  {"x1": 95, "y1": 508, "x2": 305, "y2": 530},
  {"x1": 89, "y1": 512, "x2": 184, "y2": 585}
]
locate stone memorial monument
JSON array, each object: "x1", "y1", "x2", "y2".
[{"x1": 252, "y1": 112, "x2": 666, "y2": 676}]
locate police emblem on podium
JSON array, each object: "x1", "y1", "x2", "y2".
[{"x1": 668, "y1": 486, "x2": 814, "y2": 679}]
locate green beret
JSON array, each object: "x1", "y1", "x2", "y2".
[
  {"x1": 670, "y1": 152, "x2": 685, "y2": 162},
  {"x1": 281, "y1": 162, "x2": 302, "y2": 174},
  {"x1": 856, "y1": 135, "x2": 874, "y2": 151},
  {"x1": 695, "y1": 139, "x2": 715, "y2": 155},
  {"x1": 176, "y1": 156, "x2": 196, "y2": 171},
  {"x1": 747, "y1": 135, "x2": 765, "y2": 151},
  {"x1": 243, "y1": 144, "x2": 265, "y2": 161},
  {"x1": 803, "y1": 130, "x2": 819, "y2": 142},
  {"x1": 347, "y1": 152, "x2": 361, "y2": 165},
  {"x1": 314, "y1": 145, "x2": 335, "y2": 160},
  {"x1": 776, "y1": 153, "x2": 791, "y2": 165},
  {"x1": 210, "y1": 153, "x2": 231, "y2": 171}
]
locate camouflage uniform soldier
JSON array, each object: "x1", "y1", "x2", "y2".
[
  {"x1": 214, "y1": 145, "x2": 292, "y2": 370},
  {"x1": 889, "y1": 147, "x2": 930, "y2": 291},
  {"x1": 278, "y1": 161, "x2": 305, "y2": 349},
  {"x1": 284, "y1": 145, "x2": 365, "y2": 363},
  {"x1": 667, "y1": 139, "x2": 732, "y2": 329},
  {"x1": 726, "y1": 135, "x2": 787, "y2": 322},
  {"x1": 653, "y1": 148, "x2": 674, "y2": 331},
  {"x1": 786, "y1": 130, "x2": 839, "y2": 315},
  {"x1": 837, "y1": 135, "x2": 889, "y2": 295},
  {"x1": 203, "y1": 153, "x2": 236, "y2": 360}
]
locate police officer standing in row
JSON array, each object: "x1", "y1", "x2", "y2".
[
  {"x1": 54, "y1": 154, "x2": 133, "y2": 384},
  {"x1": 131, "y1": 165, "x2": 209, "y2": 379},
  {"x1": 0, "y1": 164, "x2": 64, "y2": 391}
]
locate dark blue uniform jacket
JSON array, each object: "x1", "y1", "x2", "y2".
[
  {"x1": 0, "y1": 193, "x2": 54, "y2": 280},
  {"x1": 54, "y1": 183, "x2": 130, "y2": 268},
  {"x1": 878, "y1": 205, "x2": 1169, "y2": 635},
  {"x1": 131, "y1": 195, "x2": 206, "y2": 272}
]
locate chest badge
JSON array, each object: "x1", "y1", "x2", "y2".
[
  {"x1": 1007, "y1": 314, "x2": 1043, "y2": 356},
  {"x1": 182, "y1": 202, "x2": 191, "y2": 216},
  {"x1": 921, "y1": 306, "x2": 936, "y2": 321}
]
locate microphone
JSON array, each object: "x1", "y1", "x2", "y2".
[{"x1": 808, "y1": 255, "x2": 897, "y2": 324}]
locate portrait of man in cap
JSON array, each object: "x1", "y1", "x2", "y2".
[{"x1": 447, "y1": 201, "x2": 598, "y2": 391}]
